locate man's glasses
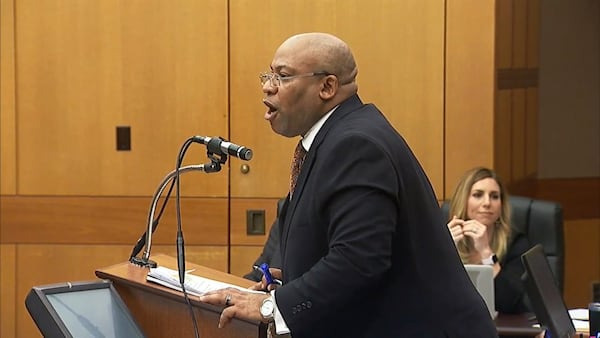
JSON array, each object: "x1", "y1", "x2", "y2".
[{"x1": 259, "y1": 71, "x2": 331, "y2": 87}]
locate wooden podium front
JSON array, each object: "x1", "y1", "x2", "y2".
[{"x1": 96, "y1": 254, "x2": 267, "y2": 338}]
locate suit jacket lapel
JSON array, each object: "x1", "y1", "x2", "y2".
[{"x1": 279, "y1": 94, "x2": 364, "y2": 262}]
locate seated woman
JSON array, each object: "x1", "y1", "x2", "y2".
[{"x1": 446, "y1": 167, "x2": 531, "y2": 314}]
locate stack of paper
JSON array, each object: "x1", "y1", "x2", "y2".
[
  {"x1": 147, "y1": 266, "x2": 261, "y2": 296},
  {"x1": 569, "y1": 308, "x2": 590, "y2": 332}
]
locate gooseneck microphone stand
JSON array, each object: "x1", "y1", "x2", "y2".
[
  {"x1": 128, "y1": 161, "x2": 222, "y2": 268},
  {"x1": 127, "y1": 136, "x2": 251, "y2": 338},
  {"x1": 128, "y1": 135, "x2": 252, "y2": 268}
]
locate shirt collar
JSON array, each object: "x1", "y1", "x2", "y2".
[{"x1": 299, "y1": 105, "x2": 338, "y2": 151}]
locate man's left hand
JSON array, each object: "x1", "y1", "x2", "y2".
[{"x1": 199, "y1": 287, "x2": 269, "y2": 328}]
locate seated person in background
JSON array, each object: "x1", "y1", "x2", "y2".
[
  {"x1": 446, "y1": 166, "x2": 531, "y2": 314},
  {"x1": 243, "y1": 218, "x2": 281, "y2": 282},
  {"x1": 243, "y1": 198, "x2": 284, "y2": 282}
]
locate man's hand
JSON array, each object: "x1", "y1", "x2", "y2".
[
  {"x1": 249, "y1": 267, "x2": 283, "y2": 291},
  {"x1": 199, "y1": 287, "x2": 270, "y2": 328}
]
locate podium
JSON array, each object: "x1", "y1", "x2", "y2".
[{"x1": 96, "y1": 254, "x2": 267, "y2": 338}]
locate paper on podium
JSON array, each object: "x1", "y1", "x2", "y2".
[
  {"x1": 567, "y1": 308, "x2": 590, "y2": 333},
  {"x1": 147, "y1": 266, "x2": 265, "y2": 296}
]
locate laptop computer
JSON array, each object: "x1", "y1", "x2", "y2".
[
  {"x1": 465, "y1": 264, "x2": 497, "y2": 319},
  {"x1": 521, "y1": 244, "x2": 575, "y2": 338}
]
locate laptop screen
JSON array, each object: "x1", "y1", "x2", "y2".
[
  {"x1": 464, "y1": 264, "x2": 497, "y2": 319},
  {"x1": 521, "y1": 244, "x2": 575, "y2": 338}
]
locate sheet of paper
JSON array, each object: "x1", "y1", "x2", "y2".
[
  {"x1": 147, "y1": 266, "x2": 264, "y2": 296},
  {"x1": 568, "y1": 308, "x2": 589, "y2": 321}
]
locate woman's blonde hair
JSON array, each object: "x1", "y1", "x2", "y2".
[{"x1": 448, "y1": 167, "x2": 512, "y2": 263}]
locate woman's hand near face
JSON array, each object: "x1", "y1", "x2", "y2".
[
  {"x1": 461, "y1": 219, "x2": 491, "y2": 254},
  {"x1": 447, "y1": 215, "x2": 465, "y2": 244}
]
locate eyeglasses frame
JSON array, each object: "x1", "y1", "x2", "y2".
[{"x1": 259, "y1": 71, "x2": 333, "y2": 87}]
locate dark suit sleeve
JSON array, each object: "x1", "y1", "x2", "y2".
[{"x1": 495, "y1": 231, "x2": 531, "y2": 313}]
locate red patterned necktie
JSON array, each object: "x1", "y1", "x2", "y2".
[{"x1": 289, "y1": 140, "x2": 307, "y2": 198}]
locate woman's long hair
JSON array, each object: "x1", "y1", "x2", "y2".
[{"x1": 448, "y1": 167, "x2": 512, "y2": 263}]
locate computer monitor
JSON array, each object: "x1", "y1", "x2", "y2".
[
  {"x1": 521, "y1": 244, "x2": 575, "y2": 338},
  {"x1": 25, "y1": 279, "x2": 146, "y2": 338}
]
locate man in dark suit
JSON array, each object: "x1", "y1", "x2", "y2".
[{"x1": 200, "y1": 32, "x2": 497, "y2": 338}]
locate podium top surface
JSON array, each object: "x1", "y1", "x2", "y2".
[{"x1": 95, "y1": 254, "x2": 255, "y2": 301}]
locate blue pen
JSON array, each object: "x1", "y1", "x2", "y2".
[{"x1": 253, "y1": 263, "x2": 282, "y2": 286}]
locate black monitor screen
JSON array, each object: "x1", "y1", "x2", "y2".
[
  {"x1": 25, "y1": 279, "x2": 146, "y2": 338},
  {"x1": 521, "y1": 244, "x2": 575, "y2": 338}
]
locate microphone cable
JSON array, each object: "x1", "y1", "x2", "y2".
[{"x1": 174, "y1": 137, "x2": 200, "y2": 338}]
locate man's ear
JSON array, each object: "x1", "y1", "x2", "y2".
[{"x1": 319, "y1": 75, "x2": 338, "y2": 100}]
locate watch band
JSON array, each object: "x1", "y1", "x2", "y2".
[{"x1": 482, "y1": 253, "x2": 498, "y2": 265}]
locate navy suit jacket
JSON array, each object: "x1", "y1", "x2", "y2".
[{"x1": 273, "y1": 95, "x2": 497, "y2": 338}]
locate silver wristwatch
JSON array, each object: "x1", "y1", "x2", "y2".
[{"x1": 260, "y1": 297, "x2": 275, "y2": 322}]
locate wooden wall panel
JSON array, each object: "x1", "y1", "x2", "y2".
[
  {"x1": 563, "y1": 219, "x2": 600, "y2": 308},
  {"x1": 230, "y1": 245, "x2": 264, "y2": 278},
  {"x1": 525, "y1": 87, "x2": 538, "y2": 177},
  {"x1": 495, "y1": 0, "x2": 539, "y2": 189},
  {"x1": 495, "y1": 91, "x2": 513, "y2": 183},
  {"x1": 445, "y1": 0, "x2": 496, "y2": 198},
  {"x1": 512, "y1": 0, "x2": 528, "y2": 68},
  {"x1": 14, "y1": 0, "x2": 228, "y2": 196},
  {"x1": 14, "y1": 244, "x2": 226, "y2": 338},
  {"x1": 0, "y1": 196, "x2": 228, "y2": 245},
  {"x1": 535, "y1": 177, "x2": 600, "y2": 220},
  {"x1": 229, "y1": 0, "x2": 445, "y2": 199},
  {"x1": 0, "y1": 0, "x2": 16, "y2": 196},
  {"x1": 0, "y1": 245, "x2": 16, "y2": 338},
  {"x1": 526, "y1": 0, "x2": 540, "y2": 67},
  {"x1": 511, "y1": 89, "x2": 527, "y2": 181},
  {"x1": 230, "y1": 198, "x2": 279, "y2": 246},
  {"x1": 496, "y1": 0, "x2": 513, "y2": 69}
]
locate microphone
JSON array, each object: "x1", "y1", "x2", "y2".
[{"x1": 193, "y1": 136, "x2": 253, "y2": 161}]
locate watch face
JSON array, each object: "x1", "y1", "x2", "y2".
[{"x1": 261, "y1": 299, "x2": 274, "y2": 317}]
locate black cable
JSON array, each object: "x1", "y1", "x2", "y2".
[{"x1": 174, "y1": 138, "x2": 200, "y2": 338}]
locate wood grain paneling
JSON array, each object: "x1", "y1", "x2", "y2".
[
  {"x1": 14, "y1": 0, "x2": 228, "y2": 196},
  {"x1": 512, "y1": 0, "x2": 528, "y2": 68},
  {"x1": 496, "y1": 0, "x2": 513, "y2": 69},
  {"x1": 229, "y1": 0, "x2": 445, "y2": 199},
  {"x1": 495, "y1": 0, "x2": 540, "y2": 189},
  {"x1": 445, "y1": 0, "x2": 496, "y2": 198},
  {"x1": 0, "y1": 245, "x2": 16, "y2": 338},
  {"x1": 230, "y1": 245, "x2": 264, "y2": 279},
  {"x1": 0, "y1": 0, "x2": 16, "y2": 195},
  {"x1": 527, "y1": 0, "x2": 540, "y2": 67},
  {"x1": 563, "y1": 219, "x2": 600, "y2": 308},
  {"x1": 525, "y1": 87, "x2": 538, "y2": 176},
  {"x1": 230, "y1": 198, "x2": 279, "y2": 246},
  {"x1": 495, "y1": 90, "x2": 513, "y2": 183},
  {"x1": 497, "y1": 68, "x2": 538, "y2": 89},
  {"x1": 535, "y1": 177, "x2": 600, "y2": 219},
  {"x1": 512, "y1": 89, "x2": 527, "y2": 181},
  {"x1": 0, "y1": 196, "x2": 228, "y2": 245}
]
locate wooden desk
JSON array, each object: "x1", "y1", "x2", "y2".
[
  {"x1": 495, "y1": 313, "x2": 542, "y2": 337},
  {"x1": 496, "y1": 313, "x2": 589, "y2": 338},
  {"x1": 96, "y1": 254, "x2": 266, "y2": 338}
]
